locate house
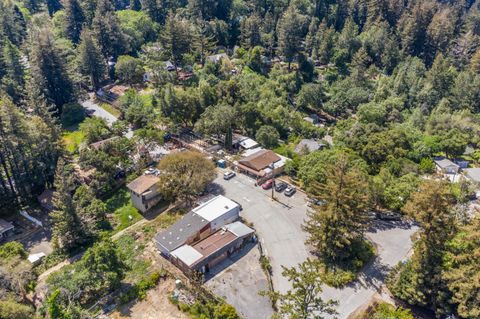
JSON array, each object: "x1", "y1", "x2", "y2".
[
  {"x1": 0, "y1": 219, "x2": 14, "y2": 241},
  {"x1": 89, "y1": 136, "x2": 119, "y2": 151},
  {"x1": 232, "y1": 134, "x2": 259, "y2": 151},
  {"x1": 434, "y1": 158, "x2": 460, "y2": 175},
  {"x1": 294, "y1": 139, "x2": 325, "y2": 154},
  {"x1": 127, "y1": 174, "x2": 161, "y2": 213},
  {"x1": 170, "y1": 221, "x2": 254, "y2": 274},
  {"x1": 155, "y1": 195, "x2": 241, "y2": 256},
  {"x1": 206, "y1": 53, "x2": 228, "y2": 64},
  {"x1": 237, "y1": 149, "x2": 287, "y2": 179},
  {"x1": 165, "y1": 61, "x2": 176, "y2": 71},
  {"x1": 464, "y1": 168, "x2": 480, "y2": 184},
  {"x1": 37, "y1": 189, "x2": 54, "y2": 211}
]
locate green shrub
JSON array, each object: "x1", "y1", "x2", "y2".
[
  {"x1": 259, "y1": 255, "x2": 272, "y2": 275},
  {"x1": 0, "y1": 241, "x2": 26, "y2": 261},
  {"x1": 118, "y1": 271, "x2": 162, "y2": 304},
  {"x1": 319, "y1": 266, "x2": 356, "y2": 287}
]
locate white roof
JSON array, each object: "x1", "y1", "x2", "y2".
[
  {"x1": 243, "y1": 147, "x2": 264, "y2": 157},
  {"x1": 192, "y1": 195, "x2": 239, "y2": 222},
  {"x1": 28, "y1": 252, "x2": 46, "y2": 263},
  {"x1": 239, "y1": 138, "x2": 259, "y2": 149},
  {"x1": 171, "y1": 245, "x2": 203, "y2": 266},
  {"x1": 224, "y1": 222, "x2": 254, "y2": 238}
]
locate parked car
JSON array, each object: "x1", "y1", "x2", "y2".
[
  {"x1": 223, "y1": 171, "x2": 236, "y2": 180},
  {"x1": 284, "y1": 186, "x2": 296, "y2": 196},
  {"x1": 275, "y1": 182, "x2": 287, "y2": 192},
  {"x1": 261, "y1": 179, "x2": 274, "y2": 190}
]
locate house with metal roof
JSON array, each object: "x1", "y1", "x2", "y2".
[
  {"x1": 154, "y1": 195, "x2": 241, "y2": 256},
  {"x1": 170, "y1": 221, "x2": 254, "y2": 274},
  {"x1": 126, "y1": 174, "x2": 161, "y2": 213}
]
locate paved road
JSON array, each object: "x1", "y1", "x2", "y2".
[
  {"x1": 81, "y1": 95, "x2": 134, "y2": 138},
  {"x1": 81, "y1": 97, "x2": 118, "y2": 126},
  {"x1": 213, "y1": 171, "x2": 418, "y2": 318}
]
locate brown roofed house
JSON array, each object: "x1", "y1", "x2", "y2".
[
  {"x1": 37, "y1": 189, "x2": 54, "y2": 211},
  {"x1": 237, "y1": 149, "x2": 282, "y2": 178},
  {"x1": 127, "y1": 174, "x2": 161, "y2": 213}
]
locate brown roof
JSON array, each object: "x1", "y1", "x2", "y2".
[
  {"x1": 127, "y1": 175, "x2": 160, "y2": 194},
  {"x1": 89, "y1": 136, "x2": 119, "y2": 150},
  {"x1": 37, "y1": 189, "x2": 54, "y2": 210},
  {"x1": 192, "y1": 229, "x2": 237, "y2": 263},
  {"x1": 238, "y1": 149, "x2": 280, "y2": 171}
]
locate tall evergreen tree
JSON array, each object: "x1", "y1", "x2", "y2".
[
  {"x1": 192, "y1": 19, "x2": 217, "y2": 66},
  {"x1": 50, "y1": 159, "x2": 86, "y2": 251},
  {"x1": 46, "y1": 0, "x2": 63, "y2": 15},
  {"x1": 277, "y1": 5, "x2": 305, "y2": 69},
  {"x1": 0, "y1": 39, "x2": 25, "y2": 103},
  {"x1": 159, "y1": 12, "x2": 191, "y2": 72},
  {"x1": 28, "y1": 29, "x2": 75, "y2": 116},
  {"x1": 391, "y1": 180, "x2": 456, "y2": 314},
  {"x1": 303, "y1": 155, "x2": 369, "y2": 263},
  {"x1": 77, "y1": 29, "x2": 105, "y2": 89},
  {"x1": 92, "y1": 0, "x2": 128, "y2": 58},
  {"x1": 63, "y1": 0, "x2": 85, "y2": 44}
]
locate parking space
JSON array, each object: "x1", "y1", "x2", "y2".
[
  {"x1": 213, "y1": 170, "x2": 419, "y2": 318},
  {"x1": 204, "y1": 243, "x2": 274, "y2": 319},
  {"x1": 213, "y1": 171, "x2": 310, "y2": 293}
]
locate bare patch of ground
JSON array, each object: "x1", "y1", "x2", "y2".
[{"x1": 110, "y1": 279, "x2": 189, "y2": 319}]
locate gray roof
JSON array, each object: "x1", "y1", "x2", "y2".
[
  {"x1": 154, "y1": 211, "x2": 209, "y2": 253},
  {"x1": 294, "y1": 139, "x2": 322, "y2": 154},
  {"x1": 465, "y1": 168, "x2": 480, "y2": 183},
  {"x1": 434, "y1": 158, "x2": 459, "y2": 169},
  {"x1": 0, "y1": 219, "x2": 14, "y2": 234},
  {"x1": 224, "y1": 221, "x2": 254, "y2": 238}
]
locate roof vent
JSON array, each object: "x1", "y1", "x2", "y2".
[
  {"x1": 224, "y1": 205, "x2": 229, "y2": 209},
  {"x1": 187, "y1": 224, "x2": 191, "y2": 227}
]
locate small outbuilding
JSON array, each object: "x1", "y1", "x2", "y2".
[
  {"x1": 464, "y1": 168, "x2": 480, "y2": 183},
  {"x1": 294, "y1": 139, "x2": 325, "y2": 154},
  {"x1": 434, "y1": 158, "x2": 460, "y2": 175},
  {"x1": 0, "y1": 219, "x2": 14, "y2": 241}
]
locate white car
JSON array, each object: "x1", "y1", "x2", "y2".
[{"x1": 223, "y1": 171, "x2": 236, "y2": 180}]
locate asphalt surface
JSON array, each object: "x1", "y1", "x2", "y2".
[
  {"x1": 81, "y1": 95, "x2": 134, "y2": 138},
  {"x1": 204, "y1": 243, "x2": 274, "y2": 319},
  {"x1": 213, "y1": 170, "x2": 418, "y2": 318}
]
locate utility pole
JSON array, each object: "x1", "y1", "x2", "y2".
[{"x1": 270, "y1": 162, "x2": 275, "y2": 200}]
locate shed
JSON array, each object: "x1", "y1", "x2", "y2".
[
  {"x1": 434, "y1": 158, "x2": 460, "y2": 175},
  {"x1": 0, "y1": 219, "x2": 14, "y2": 240}
]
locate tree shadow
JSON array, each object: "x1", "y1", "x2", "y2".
[
  {"x1": 367, "y1": 219, "x2": 415, "y2": 233},
  {"x1": 203, "y1": 242, "x2": 256, "y2": 282}
]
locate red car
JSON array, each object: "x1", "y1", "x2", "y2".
[{"x1": 261, "y1": 179, "x2": 274, "y2": 190}]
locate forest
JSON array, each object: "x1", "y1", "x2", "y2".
[{"x1": 1, "y1": 0, "x2": 480, "y2": 318}]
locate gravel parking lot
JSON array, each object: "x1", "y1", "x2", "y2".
[{"x1": 213, "y1": 170, "x2": 418, "y2": 318}]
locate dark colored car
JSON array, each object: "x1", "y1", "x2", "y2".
[
  {"x1": 261, "y1": 179, "x2": 274, "y2": 190},
  {"x1": 376, "y1": 211, "x2": 402, "y2": 221},
  {"x1": 284, "y1": 186, "x2": 296, "y2": 196},
  {"x1": 275, "y1": 182, "x2": 287, "y2": 192},
  {"x1": 223, "y1": 171, "x2": 236, "y2": 180}
]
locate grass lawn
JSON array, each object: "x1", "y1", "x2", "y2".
[
  {"x1": 100, "y1": 102, "x2": 122, "y2": 118},
  {"x1": 106, "y1": 187, "x2": 143, "y2": 232},
  {"x1": 62, "y1": 129, "x2": 85, "y2": 154}
]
